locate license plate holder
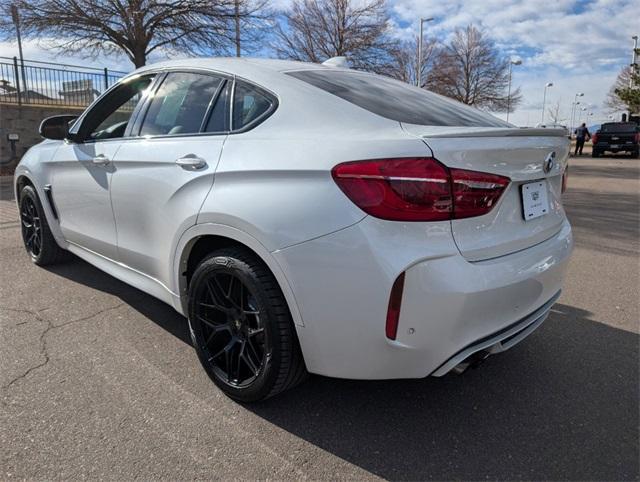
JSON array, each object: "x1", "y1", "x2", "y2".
[{"x1": 521, "y1": 181, "x2": 549, "y2": 221}]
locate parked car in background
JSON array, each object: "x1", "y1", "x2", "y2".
[
  {"x1": 592, "y1": 122, "x2": 640, "y2": 158},
  {"x1": 14, "y1": 58, "x2": 573, "y2": 402}
]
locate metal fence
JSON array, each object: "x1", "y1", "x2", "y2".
[{"x1": 0, "y1": 56, "x2": 127, "y2": 107}]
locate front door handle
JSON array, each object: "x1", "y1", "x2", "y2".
[
  {"x1": 175, "y1": 155, "x2": 207, "y2": 170},
  {"x1": 92, "y1": 154, "x2": 110, "y2": 166}
]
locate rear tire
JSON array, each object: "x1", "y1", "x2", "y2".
[
  {"x1": 19, "y1": 185, "x2": 70, "y2": 266},
  {"x1": 187, "y1": 247, "x2": 307, "y2": 402},
  {"x1": 591, "y1": 149, "x2": 600, "y2": 158}
]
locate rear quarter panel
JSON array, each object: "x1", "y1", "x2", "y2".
[{"x1": 196, "y1": 79, "x2": 434, "y2": 251}]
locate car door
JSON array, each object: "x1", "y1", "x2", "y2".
[
  {"x1": 50, "y1": 74, "x2": 156, "y2": 259},
  {"x1": 110, "y1": 71, "x2": 229, "y2": 286}
]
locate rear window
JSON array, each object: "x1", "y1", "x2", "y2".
[
  {"x1": 286, "y1": 70, "x2": 510, "y2": 128},
  {"x1": 600, "y1": 123, "x2": 638, "y2": 133}
]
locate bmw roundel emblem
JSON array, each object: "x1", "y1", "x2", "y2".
[{"x1": 543, "y1": 152, "x2": 556, "y2": 174}]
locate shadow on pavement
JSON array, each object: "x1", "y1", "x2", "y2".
[
  {"x1": 569, "y1": 163, "x2": 640, "y2": 181},
  {"x1": 564, "y1": 188, "x2": 639, "y2": 256},
  {"x1": 44, "y1": 257, "x2": 192, "y2": 346},
  {"x1": 250, "y1": 304, "x2": 639, "y2": 480},
  {"x1": 46, "y1": 257, "x2": 640, "y2": 480}
]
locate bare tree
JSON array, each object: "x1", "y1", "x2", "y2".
[
  {"x1": 426, "y1": 25, "x2": 521, "y2": 112},
  {"x1": 605, "y1": 66, "x2": 640, "y2": 113},
  {"x1": 387, "y1": 36, "x2": 438, "y2": 87},
  {"x1": 1, "y1": 0, "x2": 268, "y2": 67},
  {"x1": 546, "y1": 100, "x2": 564, "y2": 124},
  {"x1": 272, "y1": 0, "x2": 395, "y2": 73}
]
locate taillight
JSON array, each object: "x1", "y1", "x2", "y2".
[
  {"x1": 385, "y1": 272, "x2": 405, "y2": 340},
  {"x1": 562, "y1": 167, "x2": 568, "y2": 194},
  {"x1": 332, "y1": 157, "x2": 509, "y2": 222},
  {"x1": 592, "y1": 133, "x2": 598, "y2": 144},
  {"x1": 449, "y1": 168, "x2": 511, "y2": 219},
  {"x1": 635, "y1": 132, "x2": 640, "y2": 143}
]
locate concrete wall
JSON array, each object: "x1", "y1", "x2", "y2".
[{"x1": 0, "y1": 103, "x2": 85, "y2": 169}]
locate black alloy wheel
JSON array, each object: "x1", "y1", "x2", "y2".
[
  {"x1": 188, "y1": 247, "x2": 307, "y2": 402},
  {"x1": 194, "y1": 270, "x2": 267, "y2": 388},
  {"x1": 18, "y1": 185, "x2": 69, "y2": 266},
  {"x1": 20, "y1": 195, "x2": 42, "y2": 258}
]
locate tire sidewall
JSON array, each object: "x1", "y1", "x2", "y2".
[{"x1": 187, "y1": 253, "x2": 284, "y2": 402}]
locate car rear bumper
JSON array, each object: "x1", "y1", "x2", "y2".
[
  {"x1": 595, "y1": 143, "x2": 638, "y2": 152},
  {"x1": 273, "y1": 217, "x2": 573, "y2": 380}
]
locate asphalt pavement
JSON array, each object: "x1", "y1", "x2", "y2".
[{"x1": 1, "y1": 153, "x2": 638, "y2": 480}]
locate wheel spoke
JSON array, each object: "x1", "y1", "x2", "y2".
[
  {"x1": 209, "y1": 337, "x2": 236, "y2": 362},
  {"x1": 206, "y1": 278, "x2": 232, "y2": 312},
  {"x1": 197, "y1": 315, "x2": 231, "y2": 333},
  {"x1": 241, "y1": 349, "x2": 260, "y2": 376},
  {"x1": 245, "y1": 336, "x2": 262, "y2": 366},
  {"x1": 199, "y1": 302, "x2": 235, "y2": 315}
]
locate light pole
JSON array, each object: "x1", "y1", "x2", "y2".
[
  {"x1": 631, "y1": 35, "x2": 638, "y2": 87},
  {"x1": 570, "y1": 92, "x2": 584, "y2": 137},
  {"x1": 10, "y1": 3, "x2": 27, "y2": 100},
  {"x1": 506, "y1": 59, "x2": 521, "y2": 123},
  {"x1": 541, "y1": 82, "x2": 553, "y2": 125},
  {"x1": 577, "y1": 106, "x2": 587, "y2": 126},
  {"x1": 417, "y1": 17, "x2": 434, "y2": 87}
]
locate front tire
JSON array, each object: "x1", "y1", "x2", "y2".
[
  {"x1": 187, "y1": 247, "x2": 307, "y2": 402},
  {"x1": 19, "y1": 185, "x2": 69, "y2": 266}
]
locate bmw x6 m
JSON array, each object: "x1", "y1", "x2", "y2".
[{"x1": 14, "y1": 58, "x2": 573, "y2": 402}]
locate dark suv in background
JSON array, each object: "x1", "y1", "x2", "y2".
[{"x1": 592, "y1": 122, "x2": 640, "y2": 158}]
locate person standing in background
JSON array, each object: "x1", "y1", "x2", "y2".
[{"x1": 574, "y1": 123, "x2": 591, "y2": 156}]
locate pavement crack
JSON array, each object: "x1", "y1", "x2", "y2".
[{"x1": 1, "y1": 302, "x2": 126, "y2": 389}]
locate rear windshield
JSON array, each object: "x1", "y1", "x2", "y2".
[
  {"x1": 600, "y1": 123, "x2": 638, "y2": 133},
  {"x1": 286, "y1": 70, "x2": 510, "y2": 128}
]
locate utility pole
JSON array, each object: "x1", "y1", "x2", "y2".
[
  {"x1": 235, "y1": 0, "x2": 241, "y2": 57},
  {"x1": 541, "y1": 82, "x2": 553, "y2": 125},
  {"x1": 506, "y1": 59, "x2": 521, "y2": 123},
  {"x1": 630, "y1": 35, "x2": 638, "y2": 88},
  {"x1": 417, "y1": 17, "x2": 434, "y2": 87},
  {"x1": 10, "y1": 4, "x2": 27, "y2": 101},
  {"x1": 570, "y1": 92, "x2": 584, "y2": 136}
]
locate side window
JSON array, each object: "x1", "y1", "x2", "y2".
[
  {"x1": 140, "y1": 72, "x2": 223, "y2": 136},
  {"x1": 232, "y1": 81, "x2": 274, "y2": 130},
  {"x1": 79, "y1": 75, "x2": 155, "y2": 141}
]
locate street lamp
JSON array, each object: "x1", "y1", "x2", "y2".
[
  {"x1": 570, "y1": 92, "x2": 584, "y2": 137},
  {"x1": 506, "y1": 59, "x2": 522, "y2": 123},
  {"x1": 541, "y1": 82, "x2": 553, "y2": 124},
  {"x1": 417, "y1": 17, "x2": 434, "y2": 87},
  {"x1": 631, "y1": 35, "x2": 638, "y2": 88}
]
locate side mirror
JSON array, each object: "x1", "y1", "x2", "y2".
[{"x1": 39, "y1": 115, "x2": 78, "y2": 140}]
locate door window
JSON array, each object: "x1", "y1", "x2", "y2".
[
  {"x1": 76, "y1": 75, "x2": 155, "y2": 141},
  {"x1": 232, "y1": 81, "x2": 275, "y2": 130},
  {"x1": 139, "y1": 72, "x2": 223, "y2": 136}
]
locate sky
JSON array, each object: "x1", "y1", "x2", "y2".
[{"x1": 1, "y1": 0, "x2": 638, "y2": 127}]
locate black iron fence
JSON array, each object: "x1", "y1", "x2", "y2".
[{"x1": 0, "y1": 56, "x2": 127, "y2": 107}]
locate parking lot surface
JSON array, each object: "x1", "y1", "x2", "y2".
[{"x1": 1, "y1": 154, "x2": 638, "y2": 480}]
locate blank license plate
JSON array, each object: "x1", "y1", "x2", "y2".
[{"x1": 521, "y1": 181, "x2": 549, "y2": 221}]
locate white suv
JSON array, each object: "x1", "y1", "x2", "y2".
[{"x1": 14, "y1": 58, "x2": 573, "y2": 401}]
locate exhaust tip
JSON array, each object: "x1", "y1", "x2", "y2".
[{"x1": 451, "y1": 350, "x2": 491, "y2": 375}]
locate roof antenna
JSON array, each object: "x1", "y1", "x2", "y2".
[{"x1": 322, "y1": 56, "x2": 349, "y2": 68}]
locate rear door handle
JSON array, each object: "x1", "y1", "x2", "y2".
[
  {"x1": 175, "y1": 155, "x2": 207, "y2": 170},
  {"x1": 92, "y1": 154, "x2": 110, "y2": 166}
]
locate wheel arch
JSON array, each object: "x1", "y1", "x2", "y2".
[{"x1": 173, "y1": 223, "x2": 304, "y2": 327}]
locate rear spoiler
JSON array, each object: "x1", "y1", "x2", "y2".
[{"x1": 417, "y1": 128, "x2": 569, "y2": 139}]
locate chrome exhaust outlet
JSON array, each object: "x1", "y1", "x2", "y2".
[{"x1": 451, "y1": 350, "x2": 491, "y2": 375}]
